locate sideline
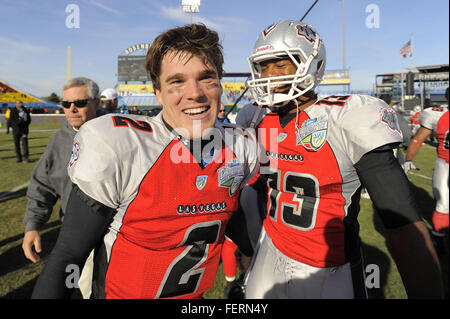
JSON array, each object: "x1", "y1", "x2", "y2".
[
  {"x1": 0, "y1": 129, "x2": 58, "y2": 134},
  {"x1": 0, "y1": 182, "x2": 29, "y2": 199},
  {"x1": 0, "y1": 129, "x2": 58, "y2": 149},
  {"x1": 409, "y1": 171, "x2": 433, "y2": 180}
]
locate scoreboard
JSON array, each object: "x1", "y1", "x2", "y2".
[{"x1": 118, "y1": 55, "x2": 148, "y2": 82}]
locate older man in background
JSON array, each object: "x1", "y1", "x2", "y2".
[{"x1": 22, "y1": 77, "x2": 100, "y2": 298}]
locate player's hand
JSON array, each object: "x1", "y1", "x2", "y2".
[
  {"x1": 22, "y1": 230, "x2": 42, "y2": 263},
  {"x1": 402, "y1": 160, "x2": 418, "y2": 174}
]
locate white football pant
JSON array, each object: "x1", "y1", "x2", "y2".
[{"x1": 245, "y1": 229, "x2": 356, "y2": 299}]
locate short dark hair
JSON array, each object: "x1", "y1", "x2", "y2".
[
  {"x1": 379, "y1": 94, "x2": 392, "y2": 105},
  {"x1": 145, "y1": 24, "x2": 224, "y2": 91}
]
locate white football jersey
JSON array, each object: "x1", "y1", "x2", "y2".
[
  {"x1": 67, "y1": 112, "x2": 259, "y2": 298},
  {"x1": 255, "y1": 94, "x2": 403, "y2": 267}
]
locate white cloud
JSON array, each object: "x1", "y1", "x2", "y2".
[
  {"x1": 215, "y1": 16, "x2": 249, "y2": 26},
  {"x1": 0, "y1": 36, "x2": 49, "y2": 53},
  {"x1": 89, "y1": 0, "x2": 123, "y2": 16}
]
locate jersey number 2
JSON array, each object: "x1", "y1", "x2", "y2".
[{"x1": 156, "y1": 221, "x2": 221, "y2": 298}]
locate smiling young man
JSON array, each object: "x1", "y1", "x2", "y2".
[{"x1": 32, "y1": 24, "x2": 258, "y2": 299}]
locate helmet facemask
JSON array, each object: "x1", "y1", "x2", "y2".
[{"x1": 247, "y1": 21, "x2": 326, "y2": 107}]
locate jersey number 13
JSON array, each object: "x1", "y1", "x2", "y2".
[{"x1": 265, "y1": 169, "x2": 319, "y2": 231}]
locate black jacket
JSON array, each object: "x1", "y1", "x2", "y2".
[{"x1": 8, "y1": 106, "x2": 31, "y2": 134}]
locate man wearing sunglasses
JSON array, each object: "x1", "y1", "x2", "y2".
[
  {"x1": 23, "y1": 77, "x2": 99, "y2": 298},
  {"x1": 60, "y1": 82, "x2": 99, "y2": 130},
  {"x1": 216, "y1": 103, "x2": 230, "y2": 123}
]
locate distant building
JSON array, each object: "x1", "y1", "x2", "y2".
[{"x1": 375, "y1": 64, "x2": 449, "y2": 112}]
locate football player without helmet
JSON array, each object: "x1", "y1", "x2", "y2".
[
  {"x1": 31, "y1": 24, "x2": 259, "y2": 299},
  {"x1": 242, "y1": 20, "x2": 443, "y2": 299}
]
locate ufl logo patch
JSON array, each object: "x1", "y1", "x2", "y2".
[
  {"x1": 68, "y1": 142, "x2": 80, "y2": 167},
  {"x1": 296, "y1": 117, "x2": 328, "y2": 151},
  {"x1": 196, "y1": 175, "x2": 208, "y2": 190}
]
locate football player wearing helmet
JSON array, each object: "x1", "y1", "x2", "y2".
[
  {"x1": 403, "y1": 87, "x2": 449, "y2": 254},
  {"x1": 32, "y1": 24, "x2": 258, "y2": 299},
  {"x1": 243, "y1": 20, "x2": 443, "y2": 298}
]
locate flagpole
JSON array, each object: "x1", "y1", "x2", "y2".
[{"x1": 410, "y1": 33, "x2": 414, "y2": 68}]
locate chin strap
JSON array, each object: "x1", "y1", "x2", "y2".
[
  {"x1": 293, "y1": 94, "x2": 318, "y2": 135},
  {"x1": 294, "y1": 99, "x2": 301, "y2": 133}
]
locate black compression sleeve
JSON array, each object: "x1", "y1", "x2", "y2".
[
  {"x1": 31, "y1": 185, "x2": 115, "y2": 299},
  {"x1": 224, "y1": 205, "x2": 254, "y2": 257},
  {"x1": 354, "y1": 147, "x2": 422, "y2": 229}
]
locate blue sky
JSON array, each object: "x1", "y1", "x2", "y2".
[{"x1": 0, "y1": 0, "x2": 448, "y2": 97}]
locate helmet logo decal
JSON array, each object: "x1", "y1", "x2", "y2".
[
  {"x1": 262, "y1": 22, "x2": 279, "y2": 37},
  {"x1": 296, "y1": 24, "x2": 317, "y2": 43}
]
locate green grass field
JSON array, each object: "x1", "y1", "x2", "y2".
[{"x1": 0, "y1": 123, "x2": 447, "y2": 299}]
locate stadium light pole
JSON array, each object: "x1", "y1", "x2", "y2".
[
  {"x1": 341, "y1": 0, "x2": 346, "y2": 71},
  {"x1": 67, "y1": 45, "x2": 71, "y2": 81},
  {"x1": 182, "y1": 0, "x2": 201, "y2": 23}
]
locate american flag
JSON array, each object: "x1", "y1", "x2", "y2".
[{"x1": 400, "y1": 40, "x2": 412, "y2": 58}]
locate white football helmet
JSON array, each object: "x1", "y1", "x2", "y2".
[{"x1": 247, "y1": 20, "x2": 326, "y2": 107}]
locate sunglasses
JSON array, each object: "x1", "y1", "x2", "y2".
[
  {"x1": 219, "y1": 110, "x2": 226, "y2": 113},
  {"x1": 61, "y1": 99, "x2": 91, "y2": 108}
]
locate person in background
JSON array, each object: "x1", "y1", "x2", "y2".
[
  {"x1": 5, "y1": 105, "x2": 12, "y2": 134},
  {"x1": 409, "y1": 105, "x2": 422, "y2": 136},
  {"x1": 128, "y1": 105, "x2": 143, "y2": 115},
  {"x1": 216, "y1": 103, "x2": 230, "y2": 123},
  {"x1": 99, "y1": 88, "x2": 119, "y2": 114},
  {"x1": 403, "y1": 87, "x2": 449, "y2": 255},
  {"x1": 22, "y1": 77, "x2": 100, "y2": 298},
  {"x1": 221, "y1": 236, "x2": 239, "y2": 296},
  {"x1": 8, "y1": 100, "x2": 31, "y2": 163}
]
